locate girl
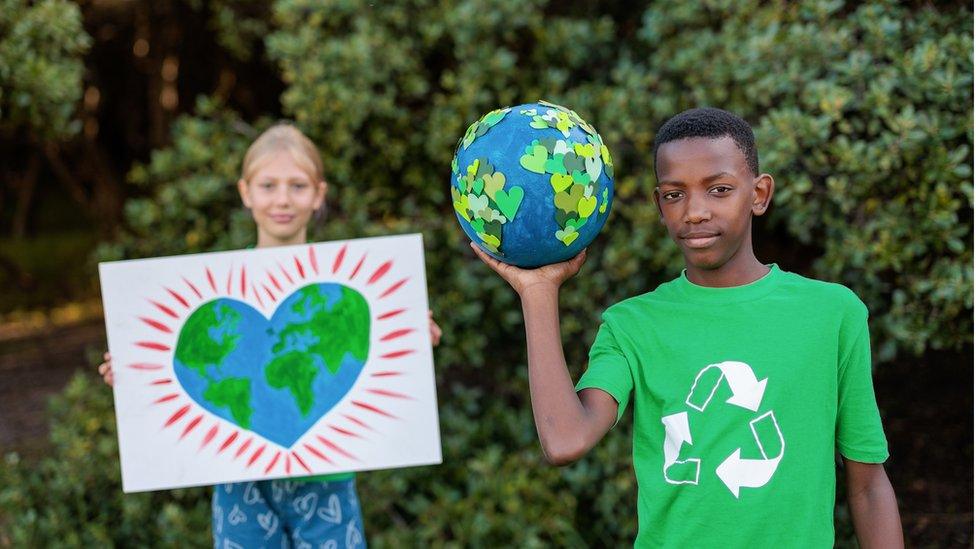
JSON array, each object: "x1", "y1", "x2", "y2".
[{"x1": 99, "y1": 123, "x2": 442, "y2": 548}]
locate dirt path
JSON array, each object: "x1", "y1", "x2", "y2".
[{"x1": 0, "y1": 319, "x2": 106, "y2": 452}]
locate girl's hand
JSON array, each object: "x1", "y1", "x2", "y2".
[
  {"x1": 469, "y1": 242, "x2": 587, "y2": 296},
  {"x1": 428, "y1": 310, "x2": 442, "y2": 347},
  {"x1": 98, "y1": 352, "x2": 114, "y2": 387}
]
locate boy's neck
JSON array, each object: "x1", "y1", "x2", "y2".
[{"x1": 683, "y1": 249, "x2": 770, "y2": 288}]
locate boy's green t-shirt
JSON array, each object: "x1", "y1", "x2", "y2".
[{"x1": 576, "y1": 264, "x2": 888, "y2": 548}]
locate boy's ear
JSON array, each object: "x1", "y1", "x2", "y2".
[
  {"x1": 237, "y1": 178, "x2": 251, "y2": 208},
  {"x1": 752, "y1": 174, "x2": 774, "y2": 216}
]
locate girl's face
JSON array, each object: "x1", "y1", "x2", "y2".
[{"x1": 238, "y1": 150, "x2": 327, "y2": 247}]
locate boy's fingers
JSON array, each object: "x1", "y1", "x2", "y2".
[{"x1": 470, "y1": 243, "x2": 501, "y2": 270}]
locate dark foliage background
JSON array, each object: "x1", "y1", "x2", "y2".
[{"x1": 0, "y1": 0, "x2": 971, "y2": 546}]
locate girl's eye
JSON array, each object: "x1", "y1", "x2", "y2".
[
  {"x1": 259, "y1": 182, "x2": 274, "y2": 189},
  {"x1": 291, "y1": 182, "x2": 309, "y2": 189},
  {"x1": 663, "y1": 191, "x2": 682, "y2": 200}
]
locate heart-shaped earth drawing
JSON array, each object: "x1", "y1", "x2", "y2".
[{"x1": 173, "y1": 283, "x2": 370, "y2": 448}]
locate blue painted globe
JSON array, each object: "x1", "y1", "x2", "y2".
[{"x1": 451, "y1": 101, "x2": 614, "y2": 268}]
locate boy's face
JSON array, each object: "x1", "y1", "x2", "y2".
[{"x1": 653, "y1": 136, "x2": 773, "y2": 271}]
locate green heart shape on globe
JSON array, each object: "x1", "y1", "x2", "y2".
[{"x1": 494, "y1": 186, "x2": 525, "y2": 220}]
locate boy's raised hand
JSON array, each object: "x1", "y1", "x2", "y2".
[
  {"x1": 469, "y1": 242, "x2": 587, "y2": 295},
  {"x1": 470, "y1": 241, "x2": 614, "y2": 465}
]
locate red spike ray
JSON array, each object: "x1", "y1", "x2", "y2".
[
  {"x1": 246, "y1": 444, "x2": 267, "y2": 468},
  {"x1": 294, "y1": 255, "x2": 306, "y2": 279},
  {"x1": 292, "y1": 451, "x2": 312, "y2": 473},
  {"x1": 303, "y1": 443, "x2": 334, "y2": 464},
  {"x1": 218, "y1": 431, "x2": 240, "y2": 454},
  {"x1": 352, "y1": 400, "x2": 397, "y2": 419},
  {"x1": 332, "y1": 245, "x2": 347, "y2": 274},
  {"x1": 277, "y1": 261, "x2": 295, "y2": 285},
  {"x1": 366, "y1": 388, "x2": 412, "y2": 400},
  {"x1": 342, "y1": 414, "x2": 374, "y2": 432},
  {"x1": 136, "y1": 341, "x2": 171, "y2": 352},
  {"x1": 379, "y1": 278, "x2": 409, "y2": 299},
  {"x1": 317, "y1": 436, "x2": 359, "y2": 461},
  {"x1": 129, "y1": 363, "x2": 164, "y2": 371},
  {"x1": 149, "y1": 300, "x2": 179, "y2": 319},
  {"x1": 370, "y1": 371, "x2": 404, "y2": 378},
  {"x1": 180, "y1": 414, "x2": 204, "y2": 439},
  {"x1": 380, "y1": 328, "x2": 414, "y2": 342},
  {"x1": 367, "y1": 261, "x2": 393, "y2": 285},
  {"x1": 266, "y1": 270, "x2": 283, "y2": 292},
  {"x1": 263, "y1": 284, "x2": 277, "y2": 303},
  {"x1": 309, "y1": 246, "x2": 319, "y2": 275},
  {"x1": 163, "y1": 404, "x2": 191, "y2": 428},
  {"x1": 183, "y1": 277, "x2": 203, "y2": 300},
  {"x1": 376, "y1": 308, "x2": 406, "y2": 320},
  {"x1": 201, "y1": 425, "x2": 219, "y2": 449},
  {"x1": 139, "y1": 317, "x2": 172, "y2": 334},
  {"x1": 252, "y1": 284, "x2": 265, "y2": 309},
  {"x1": 329, "y1": 425, "x2": 363, "y2": 439},
  {"x1": 206, "y1": 267, "x2": 217, "y2": 293},
  {"x1": 165, "y1": 287, "x2": 190, "y2": 309},
  {"x1": 240, "y1": 266, "x2": 247, "y2": 298},
  {"x1": 154, "y1": 393, "x2": 179, "y2": 404},
  {"x1": 285, "y1": 454, "x2": 292, "y2": 475},
  {"x1": 381, "y1": 349, "x2": 415, "y2": 359},
  {"x1": 264, "y1": 451, "x2": 281, "y2": 474},
  {"x1": 150, "y1": 378, "x2": 173, "y2": 385},
  {"x1": 226, "y1": 265, "x2": 234, "y2": 295},
  {"x1": 234, "y1": 437, "x2": 254, "y2": 459},
  {"x1": 349, "y1": 253, "x2": 367, "y2": 281}
]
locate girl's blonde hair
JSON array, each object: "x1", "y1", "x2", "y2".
[{"x1": 241, "y1": 123, "x2": 324, "y2": 183}]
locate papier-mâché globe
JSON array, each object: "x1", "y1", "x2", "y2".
[{"x1": 450, "y1": 101, "x2": 614, "y2": 268}]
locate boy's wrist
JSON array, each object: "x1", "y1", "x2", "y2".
[{"x1": 518, "y1": 282, "x2": 561, "y2": 300}]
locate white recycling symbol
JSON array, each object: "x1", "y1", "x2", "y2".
[{"x1": 660, "y1": 360, "x2": 785, "y2": 498}]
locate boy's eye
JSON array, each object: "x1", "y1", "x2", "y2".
[
  {"x1": 710, "y1": 185, "x2": 732, "y2": 194},
  {"x1": 259, "y1": 182, "x2": 275, "y2": 189},
  {"x1": 662, "y1": 191, "x2": 683, "y2": 200},
  {"x1": 291, "y1": 182, "x2": 309, "y2": 189}
]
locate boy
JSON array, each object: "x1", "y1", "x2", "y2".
[{"x1": 471, "y1": 107, "x2": 902, "y2": 547}]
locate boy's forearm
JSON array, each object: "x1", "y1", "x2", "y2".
[
  {"x1": 847, "y1": 467, "x2": 903, "y2": 549},
  {"x1": 520, "y1": 285, "x2": 601, "y2": 464}
]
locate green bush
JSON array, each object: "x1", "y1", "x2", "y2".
[
  {"x1": 0, "y1": 374, "x2": 212, "y2": 548},
  {"x1": 0, "y1": 0, "x2": 90, "y2": 138},
  {"x1": 3, "y1": 0, "x2": 970, "y2": 546}
]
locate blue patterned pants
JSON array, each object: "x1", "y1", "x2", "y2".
[{"x1": 212, "y1": 479, "x2": 366, "y2": 549}]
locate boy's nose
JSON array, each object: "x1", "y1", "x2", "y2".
[{"x1": 684, "y1": 196, "x2": 711, "y2": 224}]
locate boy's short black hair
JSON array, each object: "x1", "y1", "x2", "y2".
[{"x1": 653, "y1": 107, "x2": 759, "y2": 176}]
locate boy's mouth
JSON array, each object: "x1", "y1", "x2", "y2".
[{"x1": 681, "y1": 231, "x2": 720, "y2": 249}]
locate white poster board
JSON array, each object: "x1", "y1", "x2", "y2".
[{"x1": 99, "y1": 234, "x2": 441, "y2": 492}]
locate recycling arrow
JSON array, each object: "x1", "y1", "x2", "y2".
[
  {"x1": 685, "y1": 361, "x2": 768, "y2": 412},
  {"x1": 715, "y1": 411, "x2": 785, "y2": 498},
  {"x1": 661, "y1": 411, "x2": 701, "y2": 485}
]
